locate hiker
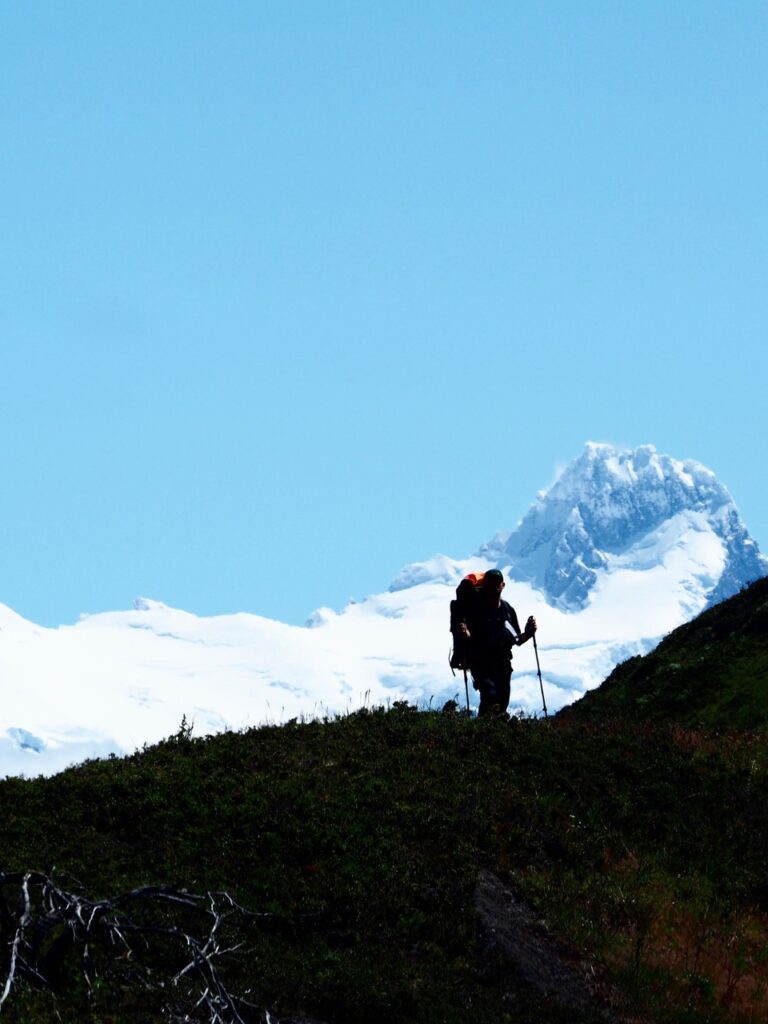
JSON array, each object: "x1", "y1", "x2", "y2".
[{"x1": 451, "y1": 569, "x2": 537, "y2": 717}]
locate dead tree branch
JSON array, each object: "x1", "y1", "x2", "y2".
[{"x1": 0, "y1": 871, "x2": 276, "y2": 1023}]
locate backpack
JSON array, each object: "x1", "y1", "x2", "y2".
[{"x1": 449, "y1": 572, "x2": 488, "y2": 671}]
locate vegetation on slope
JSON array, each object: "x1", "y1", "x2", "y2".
[
  {"x1": 1, "y1": 702, "x2": 768, "y2": 1023},
  {"x1": 563, "y1": 577, "x2": 768, "y2": 729}
]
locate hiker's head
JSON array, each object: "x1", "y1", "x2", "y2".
[{"x1": 482, "y1": 569, "x2": 505, "y2": 596}]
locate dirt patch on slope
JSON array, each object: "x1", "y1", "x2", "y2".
[{"x1": 474, "y1": 868, "x2": 625, "y2": 1022}]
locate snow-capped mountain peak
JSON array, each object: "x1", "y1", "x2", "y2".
[{"x1": 478, "y1": 443, "x2": 766, "y2": 611}]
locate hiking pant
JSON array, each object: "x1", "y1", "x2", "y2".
[{"x1": 470, "y1": 660, "x2": 512, "y2": 717}]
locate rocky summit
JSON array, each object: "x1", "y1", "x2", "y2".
[{"x1": 477, "y1": 443, "x2": 767, "y2": 612}]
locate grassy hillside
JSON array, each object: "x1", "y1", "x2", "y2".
[
  {"x1": 1, "y1": 704, "x2": 768, "y2": 1023},
  {"x1": 563, "y1": 576, "x2": 768, "y2": 729}
]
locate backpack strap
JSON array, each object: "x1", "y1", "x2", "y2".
[{"x1": 502, "y1": 600, "x2": 522, "y2": 640}]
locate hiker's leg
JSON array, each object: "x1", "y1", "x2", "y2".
[
  {"x1": 496, "y1": 664, "x2": 512, "y2": 714},
  {"x1": 475, "y1": 674, "x2": 499, "y2": 717}
]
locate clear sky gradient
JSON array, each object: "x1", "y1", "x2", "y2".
[{"x1": 2, "y1": 2, "x2": 766, "y2": 627}]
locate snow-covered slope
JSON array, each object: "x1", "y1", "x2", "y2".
[{"x1": 1, "y1": 444, "x2": 765, "y2": 777}]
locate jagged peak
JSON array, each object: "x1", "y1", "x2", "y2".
[
  {"x1": 478, "y1": 443, "x2": 765, "y2": 612},
  {"x1": 547, "y1": 442, "x2": 724, "y2": 506}
]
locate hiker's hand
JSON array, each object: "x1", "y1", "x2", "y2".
[
  {"x1": 458, "y1": 623, "x2": 470, "y2": 638},
  {"x1": 525, "y1": 616, "x2": 537, "y2": 637}
]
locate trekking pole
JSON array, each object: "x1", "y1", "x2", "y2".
[
  {"x1": 533, "y1": 635, "x2": 548, "y2": 718},
  {"x1": 449, "y1": 645, "x2": 471, "y2": 714}
]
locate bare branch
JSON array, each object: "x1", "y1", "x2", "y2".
[{"x1": 0, "y1": 871, "x2": 283, "y2": 1023}]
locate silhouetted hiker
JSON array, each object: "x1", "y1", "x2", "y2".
[{"x1": 451, "y1": 569, "x2": 536, "y2": 717}]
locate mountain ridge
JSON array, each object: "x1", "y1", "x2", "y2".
[
  {"x1": 561, "y1": 575, "x2": 768, "y2": 729},
  {"x1": 1, "y1": 442, "x2": 765, "y2": 776}
]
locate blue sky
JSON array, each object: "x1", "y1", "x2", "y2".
[{"x1": 1, "y1": 1, "x2": 766, "y2": 627}]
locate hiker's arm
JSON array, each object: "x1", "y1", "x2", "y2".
[{"x1": 515, "y1": 616, "x2": 537, "y2": 645}]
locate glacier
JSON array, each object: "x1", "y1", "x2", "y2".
[{"x1": 1, "y1": 443, "x2": 765, "y2": 778}]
